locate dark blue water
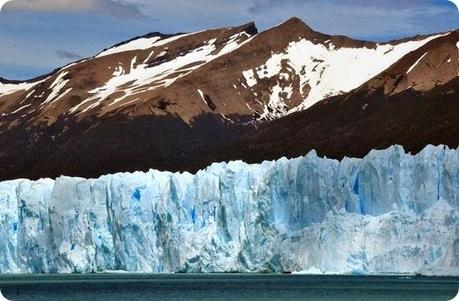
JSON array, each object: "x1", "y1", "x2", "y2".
[{"x1": 0, "y1": 274, "x2": 457, "y2": 301}]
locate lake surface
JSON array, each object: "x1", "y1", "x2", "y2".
[{"x1": 0, "y1": 274, "x2": 457, "y2": 301}]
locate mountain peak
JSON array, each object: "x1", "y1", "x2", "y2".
[
  {"x1": 263, "y1": 17, "x2": 331, "y2": 45},
  {"x1": 278, "y1": 17, "x2": 315, "y2": 32},
  {"x1": 237, "y1": 21, "x2": 258, "y2": 35}
]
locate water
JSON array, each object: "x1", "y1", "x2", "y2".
[{"x1": 0, "y1": 274, "x2": 457, "y2": 301}]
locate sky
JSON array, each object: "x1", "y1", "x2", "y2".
[{"x1": 0, "y1": 0, "x2": 458, "y2": 80}]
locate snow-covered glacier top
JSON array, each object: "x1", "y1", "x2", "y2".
[{"x1": 0, "y1": 145, "x2": 458, "y2": 275}]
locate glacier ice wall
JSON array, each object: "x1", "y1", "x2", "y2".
[{"x1": 0, "y1": 145, "x2": 458, "y2": 275}]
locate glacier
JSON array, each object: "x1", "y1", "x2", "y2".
[{"x1": 0, "y1": 145, "x2": 458, "y2": 275}]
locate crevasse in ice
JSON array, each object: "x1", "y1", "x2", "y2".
[{"x1": 0, "y1": 145, "x2": 458, "y2": 275}]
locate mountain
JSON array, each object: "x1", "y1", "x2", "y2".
[
  {"x1": 212, "y1": 30, "x2": 459, "y2": 164},
  {"x1": 0, "y1": 17, "x2": 457, "y2": 180}
]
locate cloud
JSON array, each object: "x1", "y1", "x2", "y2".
[
  {"x1": 4, "y1": 0, "x2": 145, "y2": 19},
  {"x1": 55, "y1": 50, "x2": 81, "y2": 60}
]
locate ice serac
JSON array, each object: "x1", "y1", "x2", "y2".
[{"x1": 0, "y1": 145, "x2": 458, "y2": 275}]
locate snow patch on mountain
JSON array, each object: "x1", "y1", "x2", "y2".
[
  {"x1": 197, "y1": 89, "x2": 207, "y2": 105},
  {"x1": 243, "y1": 33, "x2": 448, "y2": 120},
  {"x1": 407, "y1": 52, "x2": 428, "y2": 74},
  {"x1": 259, "y1": 83, "x2": 294, "y2": 120},
  {"x1": 96, "y1": 33, "x2": 196, "y2": 58},
  {"x1": 96, "y1": 31, "x2": 210, "y2": 58},
  {"x1": 10, "y1": 104, "x2": 31, "y2": 114},
  {"x1": 0, "y1": 145, "x2": 457, "y2": 275},
  {"x1": 0, "y1": 81, "x2": 36, "y2": 97},
  {"x1": 42, "y1": 71, "x2": 70, "y2": 105},
  {"x1": 97, "y1": 36, "x2": 162, "y2": 57},
  {"x1": 70, "y1": 32, "x2": 254, "y2": 114}
]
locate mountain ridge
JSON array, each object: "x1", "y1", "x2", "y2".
[
  {"x1": 1, "y1": 17, "x2": 454, "y2": 82},
  {"x1": 0, "y1": 17, "x2": 457, "y2": 180}
]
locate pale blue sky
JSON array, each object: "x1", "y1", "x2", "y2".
[{"x1": 0, "y1": 0, "x2": 458, "y2": 80}]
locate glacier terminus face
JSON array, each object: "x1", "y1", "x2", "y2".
[{"x1": 0, "y1": 145, "x2": 458, "y2": 275}]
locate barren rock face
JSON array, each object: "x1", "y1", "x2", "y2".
[{"x1": 0, "y1": 17, "x2": 457, "y2": 180}]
